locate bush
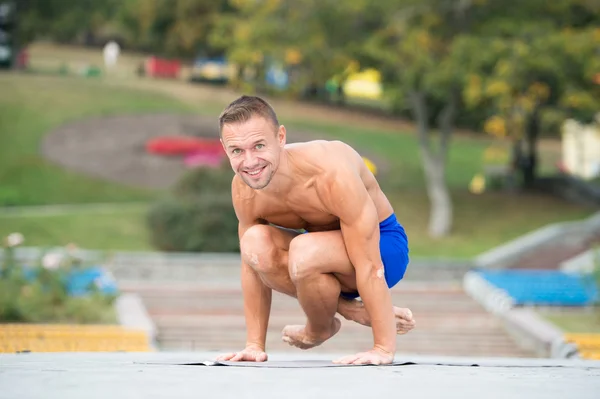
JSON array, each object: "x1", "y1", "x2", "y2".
[
  {"x1": 146, "y1": 165, "x2": 240, "y2": 252},
  {"x1": 0, "y1": 237, "x2": 118, "y2": 324},
  {"x1": 173, "y1": 165, "x2": 234, "y2": 198}
]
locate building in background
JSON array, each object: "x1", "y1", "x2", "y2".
[{"x1": 562, "y1": 117, "x2": 600, "y2": 180}]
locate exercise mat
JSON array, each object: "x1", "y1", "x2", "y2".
[{"x1": 140, "y1": 356, "x2": 600, "y2": 369}]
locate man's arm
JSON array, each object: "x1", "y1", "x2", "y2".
[
  {"x1": 323, "y1": 165, "x2": 396, "y2": 355},
  {"x1": 230, "y1": 177, "x2": 272, "y2": 356},
  {"x1": 238, "y1": 221, "x2": 272, "y2": 352}
]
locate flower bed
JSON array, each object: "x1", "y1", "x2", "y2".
[
  {"x1": 146, "y1": 136, "x2": 226, "y2": 168},
  {"x1": 0, "y1": 234, "x2": 118, "y2": 324}
]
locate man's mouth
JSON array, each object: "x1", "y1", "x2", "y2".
[{"x1": 244, "y1": 166, "x2": 266, "y2": 178}]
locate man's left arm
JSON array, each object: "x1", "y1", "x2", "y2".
[{"x1": 323, "y1": 169, "x2": 397, "y2": 359}]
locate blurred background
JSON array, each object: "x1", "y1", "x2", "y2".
[{"x1": 0, "y1": 0, "x2": 599, "y2": 359}]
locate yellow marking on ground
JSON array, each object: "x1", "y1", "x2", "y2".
[{"x1": 0, "y1": 324, "x2": 152, "y2": 353}]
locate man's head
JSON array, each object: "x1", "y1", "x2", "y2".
[{"x1": 219, "y1": 95, "x2": 286, "y2": 190}]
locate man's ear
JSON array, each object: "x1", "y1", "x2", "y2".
[{"x1": 278, "y1": 125, "x2": 287, "y2": 147}]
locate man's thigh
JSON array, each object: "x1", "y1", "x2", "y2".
[{"x1": 289, "y1": 230, "x2": 359, "y2": 293}]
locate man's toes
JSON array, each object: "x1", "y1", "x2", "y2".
[{"x1": 394, "y1": 308, "x2": 414, "y2": 322}]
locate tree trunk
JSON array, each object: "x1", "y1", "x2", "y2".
[
  {"x1": 422, "y1": 151, "x2": 453, "y2": 237},
  {"x1": 522, "y1": 107, "x2": 540, "y2": 189},
  {"x1": 410, "y1": 90, "x2": 454, "y2": 238}
]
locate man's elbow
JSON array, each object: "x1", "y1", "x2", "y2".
[{"x1": 356, "y1": 263, "x2": 384, "y2": 284}]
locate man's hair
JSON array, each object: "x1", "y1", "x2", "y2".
[{"x1": 219, "y1": 95, "x2": 279, "y2": 136}]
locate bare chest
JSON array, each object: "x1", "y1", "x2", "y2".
[{"x1": 256, "y1": 193, "x2": 340, "y2": 232}]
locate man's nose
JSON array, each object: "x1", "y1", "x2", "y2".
[{"x1": 244, "y1": 151, "x2": 257, "y2": 165}]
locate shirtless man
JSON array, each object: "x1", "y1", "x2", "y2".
[{"x1": 216, "y1": 96, "x2": 415, "y2": 365}]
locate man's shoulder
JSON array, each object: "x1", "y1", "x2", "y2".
[
  {"x1": 290, "y1": 139, "x2": 352, "y2": 151},
  {"x1": 291, "y1": 141, "x2": 363, "y2": 189},
  {"x1": 231, "y1": 175, "x2": 255, "y2": 201},
  {"x1": 290, "y1": 140, "x2": 357, "y2": 163}
]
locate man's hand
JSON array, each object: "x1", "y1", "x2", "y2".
[
  {"x1": 216, "y1": 345, "x2": 268, "y2": 362},
  {"x1": 333, "y1": 347, "x2": 394, "y2": 366}
]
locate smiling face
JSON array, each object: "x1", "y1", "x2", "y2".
[{"x1": 221, "y1": 116, "x2": 286, "y2": 190}]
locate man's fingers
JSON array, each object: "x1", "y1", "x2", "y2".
[
  {"x1": 225, "y1": 350, "x2": 267, "y2": 362},
  {"x1": 334, "y1": 353, "x2": 361, "y2": 364},
  {"x1": 352, "y1": 354, "x2": 380, "y2": 366},
  {"x1": 216, "y1": 353, "x2": 235, "y2": 361},
  {"x1": 350, "y1": 355, "x2": 370, "y2": 365}
]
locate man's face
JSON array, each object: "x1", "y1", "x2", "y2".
[{"x1": 221, "y1": 116, "x2": 286, "y2": 190}]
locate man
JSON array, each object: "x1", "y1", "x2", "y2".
[{"x1": 216, "y1": 95, "x2": 415, "y2": 365}]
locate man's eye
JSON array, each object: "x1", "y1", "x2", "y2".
[
  {"x1": 232, "y1": 149, "x2": 242, "y2": 155},
  {"x1": 256, "y1": 144, "x2": 265, "y2": 150}
]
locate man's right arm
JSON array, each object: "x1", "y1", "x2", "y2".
[
  {"x1": 238, "y1": 222, "x2": 272, "y2": 353},
  {"x1": 217, "y1": 180, "x2": 272, "y2": 361}
]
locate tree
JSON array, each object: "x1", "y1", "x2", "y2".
[
  {"x1": 16, "y1": 0, "x2": 122, "y2": 45},
  {"x1": 116, "y1": 0, "x2": 230, "y2": 58},
  {"x1": 209, "y1": 0, "x2": 369, "y2": 97},
  {"x1": 461, "y1": 1, "x2": 600, "y2": 189},
  {"x1": 358, "y1": 0, "x2": 490, "y2": 237}
]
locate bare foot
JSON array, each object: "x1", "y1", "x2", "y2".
[
  {"x1": 337, "y1": 298, "x2": 416, "y2": 334},
  {"x1": 282, "y1": 318, "x2": 342, "y2": 350}
]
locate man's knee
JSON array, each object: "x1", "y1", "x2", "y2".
[
  {"x1": 288, "y1": 234, "x2": 320, "y2": 283},
  {"x1": 240, "y1": 225, "x2": 278, "y2": 274}
]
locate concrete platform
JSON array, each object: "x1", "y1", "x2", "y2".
[{"x1": 1, "y1": 352, "x2": 599, "y2": 399}]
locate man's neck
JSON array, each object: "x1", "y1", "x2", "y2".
[{"x1": 261, "y1": 149, "x2": 296, "y2": 195}]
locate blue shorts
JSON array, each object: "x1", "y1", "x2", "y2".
[{"x1": 340, "y1": 213, "x2": 409, "y2": 299}]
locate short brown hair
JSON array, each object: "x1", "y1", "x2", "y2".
[{"x1": 219, "y1": 95, "x2": 279, "y2": 135}]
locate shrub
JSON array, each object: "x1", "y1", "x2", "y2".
[
  {"x1": 172, "y1": 165, "x2": 234, "y2": 198},
  {"x1": 146, "y1": 165, "x2": 240, "y2": 252},
  {"x1": 0, "y1": 236, "x2": 118, "y2": 324}
]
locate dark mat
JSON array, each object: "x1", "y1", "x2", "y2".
[
  {"x1": 140, "y1": 357, "x2": 600, "y2": 369},
  {"x1": 181, "y1": 360, "x2": 426, "y2": 368}
]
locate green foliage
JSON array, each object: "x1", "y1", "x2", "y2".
[
  {"x1": 172, "y1": 165, "x2": 234, "y2": 198},
  {"x1": 459, "y1": 1, "x2": 600, "y2": 136},
  {"x1": 115, "y1": 0, "x2": 231, "y2": 57},
  {"x1": 17, "y1": 0, "x2": 229, "y2": 57},
  {"x1": 0, "y1": 240, "x2": 117, "y2": 324},
  {"x1": 209, "y1": 0, "x2": 367, "y2": 95},
  {"x1": 147, "y1": 165, "x2": 239, "y2": 252}
]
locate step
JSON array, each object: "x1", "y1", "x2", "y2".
[{"x1": 121, "y1": 281, "x2": 532, "y2": 358}]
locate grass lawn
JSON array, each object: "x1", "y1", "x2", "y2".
[
  {"x1": 541, "y1": 311, "x2": 600, "y2": 334},
  {"x1": 0, "y1": 72, "x2": 193, "y2": 206},
  {"x1": 0, "y1": 206, "x2": 152, "y2": 251},
  {"x1": 0, "y1": 42, "x2": 596, "y2": 257}
]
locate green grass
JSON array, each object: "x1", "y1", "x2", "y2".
[
  {"x1": 288, "y1": 120, "x2": 486, "y2": 189},
  {"x1": 0, "y1": 73, "x2": 193, "y2": 206},
  {"x1": 0, "y1": 206, "x2": 152, "y2": 251},
  {"x1": 542, "y1": 311, "x2": 600, "y2": 333}
]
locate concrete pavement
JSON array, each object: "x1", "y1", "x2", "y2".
[{"x1": 1, "y1": 352, "x2": 599, "y2": 399}]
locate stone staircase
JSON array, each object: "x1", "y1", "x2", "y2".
[{"x1": 120, "y1": 280, "x2": 533, "y2": 358}]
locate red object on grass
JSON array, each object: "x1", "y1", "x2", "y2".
[
  {"x1": 184, "y1": 151, "x2": 225, "y2": 167},
  {"x1": 16, "y1": 49, "x2": 29, "y2": 69},
  {"x1": 145, "y1": 56, "x2": 181, "y2": 79},
  {"x1": 146, "y1": 136, "x2": 224, "y2": 156}
]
